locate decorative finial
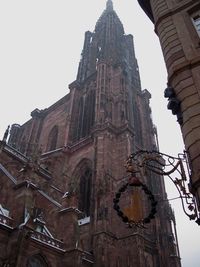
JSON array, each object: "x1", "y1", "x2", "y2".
[{"x1": 106, "y1": 0, "x2": 113, "y2": 10}]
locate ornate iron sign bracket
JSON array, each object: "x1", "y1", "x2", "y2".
[{"x1": 113, "y1": 150, "x2": 200, "y2": 227}]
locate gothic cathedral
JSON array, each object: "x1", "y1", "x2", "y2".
[{"x1": 0, "y1": 1, "x2": 181, "y2": 266}]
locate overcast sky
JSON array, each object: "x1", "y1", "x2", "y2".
[{"x1": 0, "y1": 1, "x2": 200, "y2": 266}]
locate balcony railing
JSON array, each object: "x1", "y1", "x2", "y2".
[
  {"x1": 30, "y1": 231, "x2": 65, "y2": 251},
  {"x1": 0, "y1": 214, "x2": 13, "y2": 228}
]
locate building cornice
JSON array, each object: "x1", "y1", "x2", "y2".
[{"x1": 137, "y1": 0, "x2": 154, "y2": 22}]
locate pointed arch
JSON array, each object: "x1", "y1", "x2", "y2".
[
  {"x1": 79, "y1": 168, "x2": 92, "y2": 217},
  {"x1": 76, "y1": 97, "x2": 84, "y2": 140},
  {"x1": 133, "y1": 103, "x2": 143, "y2": 147},
  {"x1": 47, "y1": 125, "x2": 58, "y2": 151},
  {"x1": 82, "y1": 90, "x2": 96, "y2": 137},
  {"x1": 26, "y1": 254, "x2": 49, "y2": 267},
  {"x1": 70, "y1": 159, "x2": 93, "y2": 217},
  {"x1": 73, "y1": 90, "x2": 96, "y2": 142}
]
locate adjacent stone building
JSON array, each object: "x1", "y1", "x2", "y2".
[
  {"x1": 137, "y1": 0, "x2": 200, "y2": 208},
  {"x1": 0, "y1": 1, "x2": 181, "y2": 266}
]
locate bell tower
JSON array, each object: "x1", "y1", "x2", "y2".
[
  {"x1": 66, "y1": 1, "x2": 181, "y2": 266},
  {"x1": 70, "y1": 0, "x2": 142, "y2": 146}
]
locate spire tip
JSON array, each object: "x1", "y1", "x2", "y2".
[{"x1": 106, "y1": 0, "x2": 113, "y2": 10}]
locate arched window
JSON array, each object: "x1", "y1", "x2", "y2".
[
  {"x1": 78, "y1": 168, "x2": 92, "y2": 217},
  {"x1": 82, "y1": 90, "x2": 95, "y2": 137},
  {"x1": 73, "y1": 90, "x2": 95, "y2": 142},
  {"x1": 71, "y1": 159, "x2": 93, "y2": 218},
  {"x1": 27, "y1": 255, "x2": 48, "y2": 267},
  {"x1": 47, "y1": 125, "x2": 58, "y2": 151},
  {"x1": 133, "y1": 103, "x2": 143, "y2": 147},
  {"x1": 76, "y1": 97, "x2": 84, "y2": 140}
]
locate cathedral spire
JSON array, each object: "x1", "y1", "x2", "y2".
[{"x1": 106, "y1": 0, "x2": 113, "y2": 10}]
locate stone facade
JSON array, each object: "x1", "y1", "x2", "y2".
[
  {"x1": 0, "y1": 1, "x2": 181, "y2": 266},
  {"x1": 137, "y1": 0, "x2": 200, "y2": 208}
]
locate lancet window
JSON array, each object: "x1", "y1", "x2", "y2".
[
  {"x1": 47, "y1": 125, "x2": 58, "y2": 151},
  {"x1": 75, "y1": 90, "x2": 95, "y2": 141},
  {"x1": 78, "y1": 168, "x2": 92, "y2": 217},
  {"x1": 133, "y1": 103, "x2": 143, "y2": 147}
]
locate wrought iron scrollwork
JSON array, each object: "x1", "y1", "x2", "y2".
[{"x1": 115, "y1": 150, "x2": 200, "y2": 226}]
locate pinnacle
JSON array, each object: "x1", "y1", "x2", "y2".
[{"x1": 106, "y1": 0, "x2": 113, "y2": 10}]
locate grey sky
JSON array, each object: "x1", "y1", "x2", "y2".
[{"x1": 0, "y1": 1, "x2": 199, "y2": 266}]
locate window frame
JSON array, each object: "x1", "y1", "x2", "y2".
[
  {"x1": 191, "y1": 11, "x2": 200, "y2": 37},
  {"x1": 46, "y1": 125, "x2": 58, "y2": 151}
]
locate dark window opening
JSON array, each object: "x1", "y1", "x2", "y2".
[
  {"x1": 27, "y1": 255, "x2": 48, "y2": 267},
  {"x1": 74, "y1": 90, "x2": 95, "y2": 141},
  {"x1": 78, "y1": 168, "x2": 92, "y2": 217},
  {"x1": 47, "y1": 125, "x2": 58, "y2": 151},
  {"x1": 133, "y1": 103, "x2": 143, "y2": 147}
]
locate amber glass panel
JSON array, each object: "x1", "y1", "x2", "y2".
[{"x1": 123, "y1": 188, "x2": 143, "y2": 222}]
